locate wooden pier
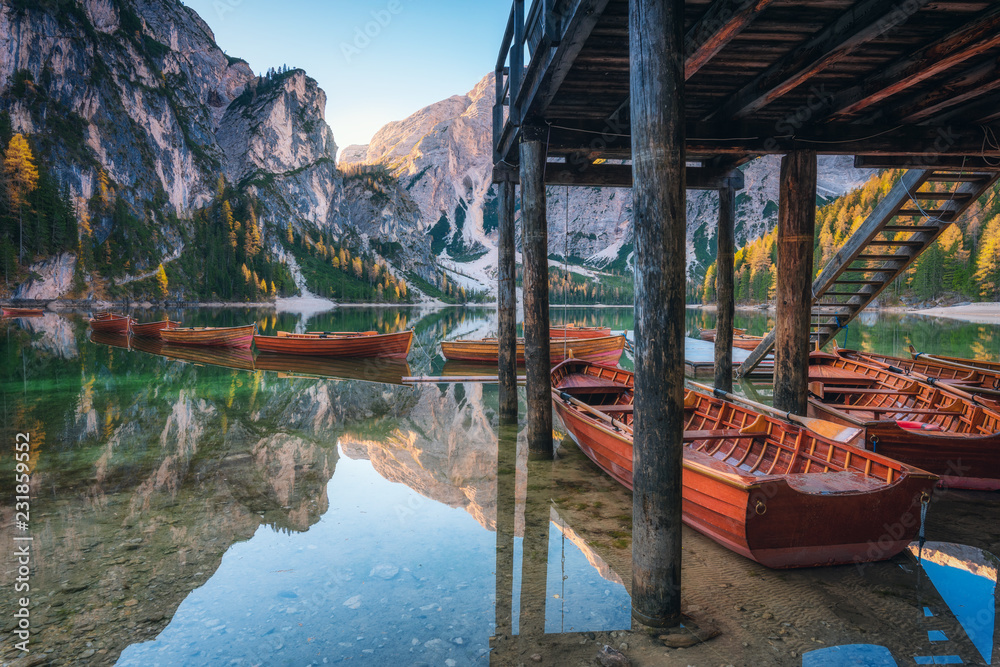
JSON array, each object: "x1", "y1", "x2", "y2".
[{"x1": 493, "y1": 0, "x2": 1000, "y2": 627}]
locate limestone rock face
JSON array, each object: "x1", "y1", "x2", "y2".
[
  {"x1": 343, "y1": 74, "x2": 877, "y2": 292},
  {"x1": 14, "y1": 253, "x2": 77, "y2": 299},
  {"x1": 0, "y1": 0, "x2": 435, "y2": 284}
]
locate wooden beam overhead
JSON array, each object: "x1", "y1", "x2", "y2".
[
  {"x1": 887, "y1": 56, "x2": 1000, "y2": 124},
  {"x1": 522, "y1": 0, "x2": 613, "y2": 116},
  {"x1": 853, "y1": 155, "x2": 1000, "y2": 171},
  {"x1": 825, "y1": 3, "x2": 1000, "y2": 121},
  {"x1": 684, "y1": 0, "x2": 776, "y2": 80},
  {"x1": 542, "y1": 121, "x2": 1000, "y2": 158},
  {"x1": 494, "y1": 163, "x2": 745, "y2": 190},
  {"x1": 707, "y1": 0, "x2": 933, "y2": 121}
]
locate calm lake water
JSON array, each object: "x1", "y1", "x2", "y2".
[{"x1": 0, "y1": 306, "x2": 998, "y2": 665}]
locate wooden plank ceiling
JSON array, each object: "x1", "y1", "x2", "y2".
[{"x1": 503, "y1": 0, "x2": 1000, "y2": 162}]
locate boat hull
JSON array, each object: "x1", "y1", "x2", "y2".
[
  {"x1": 552, "y1": 360, "x2": 937, "y2": 568},
  {"x1": 160, "y1": 325, "x2": 255, "y2": 348},
  {"x1": 808, "y1": 352, "x2": 1000, "y2": 490},
  {"x1": 253, "y1": 330, "x2": 413, "y2": 359},
  {"x1": 550, "y1": 325, "x2": 612, "y2": 339},
  {"x1": 89, "y1": 314, "x2": 133, "y2": 333},
  {"x1": 442, "y1": 335, "x2": 626, "y2": 365},
  {"x1": 130, "y1": 320, "x2": 180, "y2": 338}
]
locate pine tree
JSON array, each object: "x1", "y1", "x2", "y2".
[{"x1": 3, "y1": 134, "x2": 39, "y2": 262}]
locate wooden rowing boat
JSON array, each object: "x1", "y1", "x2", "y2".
[
  {"x1": 441, "y1": 335, "x2": 626, "y2": 365},
  {"x1": 832, "y1": 344, "x2": 1000, "y2": 402},
  {"x1": 132, "y1": 337, "x2": 255, "y2": 371},
  {"x1": 2, "y1": 307, "x2": 45, "y2": 317},
  {"x1": 253, "y1": 330, "x2": 413, "y2": 359},
  {"x1": 699, "y1": 328, "x2": 763, "y2": 351},
  {"x1": 909, "y1": 345, "x2": 1000, "y2": 375},
  {"x1": 551, "y1": 359, "x2": 937, "y2": 568},
  {"x1": 130, "y1": 319, "x2": 181, "y2": 339},
  {"x1": 89, "y1": 312, "x2": 134, "y2": 334},
  {"x1": 160, "y1": 324, "x2": 255, "y2": 348},
  {"x1": 550, "y1": 324, "x2": 612, "y2": 339},
  {"x1": 254, "y1": 353, "x2": 411, "y2": 385},
  {"x1": 807, "y1": 351, "x2": 1000, "y2": 490}
]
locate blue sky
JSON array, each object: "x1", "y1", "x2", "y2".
[{"x1": 182, "y1": 0, "x2": 511, "y2": 153}]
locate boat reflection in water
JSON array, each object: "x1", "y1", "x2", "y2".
[
  {"x1": 89, "y1": 330, "x2": 132, "y2": 350},
  {"x1": 131, "y1": 336, "x2": 256, "y2": 371},
  {"x1": 254, "y1": 353, "x2": 411, "y2": 385}
]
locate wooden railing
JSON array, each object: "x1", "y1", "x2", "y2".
[{"x1": 493, "y1": 0, "x2": 567, "y2": 163}]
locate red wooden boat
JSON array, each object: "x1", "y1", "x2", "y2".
[
  {"x1": 130, "y1": 319, "x2": 181, "y2": 339},
  {"x1": 550, "y1": 324, "x2": 612, "y2": 339},
  {"x1": 807, "y1": 351, "x2": 1000, "y2": 490},
  {"x1": 699, "y1": 328, "x2": 763, "y2": 351},
  {"x1": 253, "y1": 330, "x2": 413, "y2": 359},
  {"x1": 832, "y1": 344, "x2": 1000, "y2": 403},
  {"x1": 441, "y1": 335, "x2": 626, "y2": 365},
  {"x1": 2, "y1": 307, "x2": 45, "y2": 317},
  {"x1": 160, "y1": 324, "x2": 255, "y2": 348},
  {"x1": 909, "y1": 345, "x2": 1000, "y2": 375},
  {"x1": 551, "y1": 359, "x2": 936, "y2": 568},
  {"x1": 89, "y1": 313, "x2": 134, "y2": 333}
]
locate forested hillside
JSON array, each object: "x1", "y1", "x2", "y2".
[{"x1": 701, "y1": 170, "x2": 1000, "y2": 306}]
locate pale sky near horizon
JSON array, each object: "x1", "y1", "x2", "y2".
[{"x1": 182, "y1": 0, "x2": 512, "y2": 154}]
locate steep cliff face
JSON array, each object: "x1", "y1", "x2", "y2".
[
  {"x1": 342, "y1": 73, "x2": 877, "y2": 291},
  {"x1": 0, "y1": 0, "x2": 435, "y2": 293}
]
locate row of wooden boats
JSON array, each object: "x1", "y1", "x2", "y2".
[
  {"x1": 549, "y1": 336, "x2": 1000, "y2": 570},
  {"x1": 88, "y1": 312, "x2": 414, "y2": 358},
  {"x1": 89, "y1": 331, "x2": 414, "y2": 384}
]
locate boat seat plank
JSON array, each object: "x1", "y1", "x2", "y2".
[
  {"x1": 591, "y1": 405, "x2": 635, "y2": 413},
  {"x1": 683, "y1": 429, "x2": 751, "y2": 441},
  {"x1": 785, "y1": 471, "x2": 885, "y2": 494}
]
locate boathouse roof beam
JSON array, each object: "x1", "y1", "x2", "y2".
[
  {"x1": 706, "y1": 0, "x2": 934, "y2": 122},
  {"x1": 684, "y1": 0, "x2": 776, "y2": 80},
  {"x1": 823, "y1": 3, "x2": 1000, "y2": 122}
]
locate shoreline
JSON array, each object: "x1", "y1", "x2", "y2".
[{"x1": 688, "y1": 302, "x2": 1000, "y2": 325}]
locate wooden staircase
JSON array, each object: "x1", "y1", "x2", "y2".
[{"x1": 738, "y1": 168, "x2": 1000, "y2": 377}]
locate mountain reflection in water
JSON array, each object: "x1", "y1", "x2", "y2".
[{"x1": 3, "y1": 307, "x2": 1000, "y2": 665}]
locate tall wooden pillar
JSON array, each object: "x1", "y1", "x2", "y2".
[
  {"x1": 494, "y1": 421, "x2": 518, "y2": 639},
  {"x1": 497, "y1": 171, "x2": 519, "y2": 421},
  {"x1": 629, "y1": 0, "x2": 686, "y2": 628},
  {"x1": 519, "y1": 125, "x2": 553, "y2": 457},
  {"x1": 774, "y1": 150, "x2": 817, "y2": 415},
  {"x1": 714, "y1": 185, "x2": 736, "y2": 393}
]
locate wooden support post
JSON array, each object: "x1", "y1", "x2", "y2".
[
  {"x1": 714, "y1": 185, "x2": 736, "y2": 393},
  {"x1": 629, "y1": 0, "x2": 686, "y2": 628},
  {"x1": 494, "y1": 421, "x2": 518, "y2": 639},
  {"x1": 774, "y1": 150, "x2": 817, "y2": 415},
  {"x1": 497, "y1": 171, "x2": 519, "y2": 421},
  {"x1": 520, "y1": 125, "x2": 553, "y2": 457}
]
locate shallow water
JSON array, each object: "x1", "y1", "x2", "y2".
[{"x1": 0, "y1": 306, "x2": 998, "y2": 666}]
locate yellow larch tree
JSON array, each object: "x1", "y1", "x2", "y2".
[{"x1": 3, "y1": 134, "x2": 39, "y2": 261}]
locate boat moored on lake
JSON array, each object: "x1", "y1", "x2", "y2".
[
  {"x1": 160, "y1": 324, "x2": 255, "y2": 348},
  {"x1": 442, "y1": 334, "x2": 626, "y2": 365},
  {"x1": 89, "y1": 312, "x2": 134, "y2": 334},
  {"x1": 550, "y1": 359, "x2": 938, "y2": 568},
  {"x1": 130, "y1": 319, "x2": 181, "y2": 339},
  {"x1": 253, "y1": 330, "x2": 413, "y2": 359},
  {"x1": 808, "y1": 351, "x2": 1000, "y2": 490}
]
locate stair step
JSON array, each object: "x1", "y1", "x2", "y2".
[
  {"x1": 911, "y1": 191, "x2": 971, "y2": 200},
  {"x1": 926, "y1": 173, "x2": 994, "y2": 182},
  {"x1": 880, "y1": 225, "x2": 941, "y2": 233},
  {"x1": 820, "y1": 291, "x2": 863, "y2": 297},
  {"x1": 897, "y1": 209, "x2": 954, "y2": 218},
  {"x1": 833, "y1": 280, "x2": 883, "y2": 285},
  {"x1": 812, "y1": 307, "x2": 855, "y2": 314},
  {"x1": 816, "y1": 300, "x2": 861, "y2": 307},
  {"x1": 854, "y1": 254, "x2": 908, "y2": 261},
  {"x1": 867, "y1": 239, "x2": 926, "y2": 246}
]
